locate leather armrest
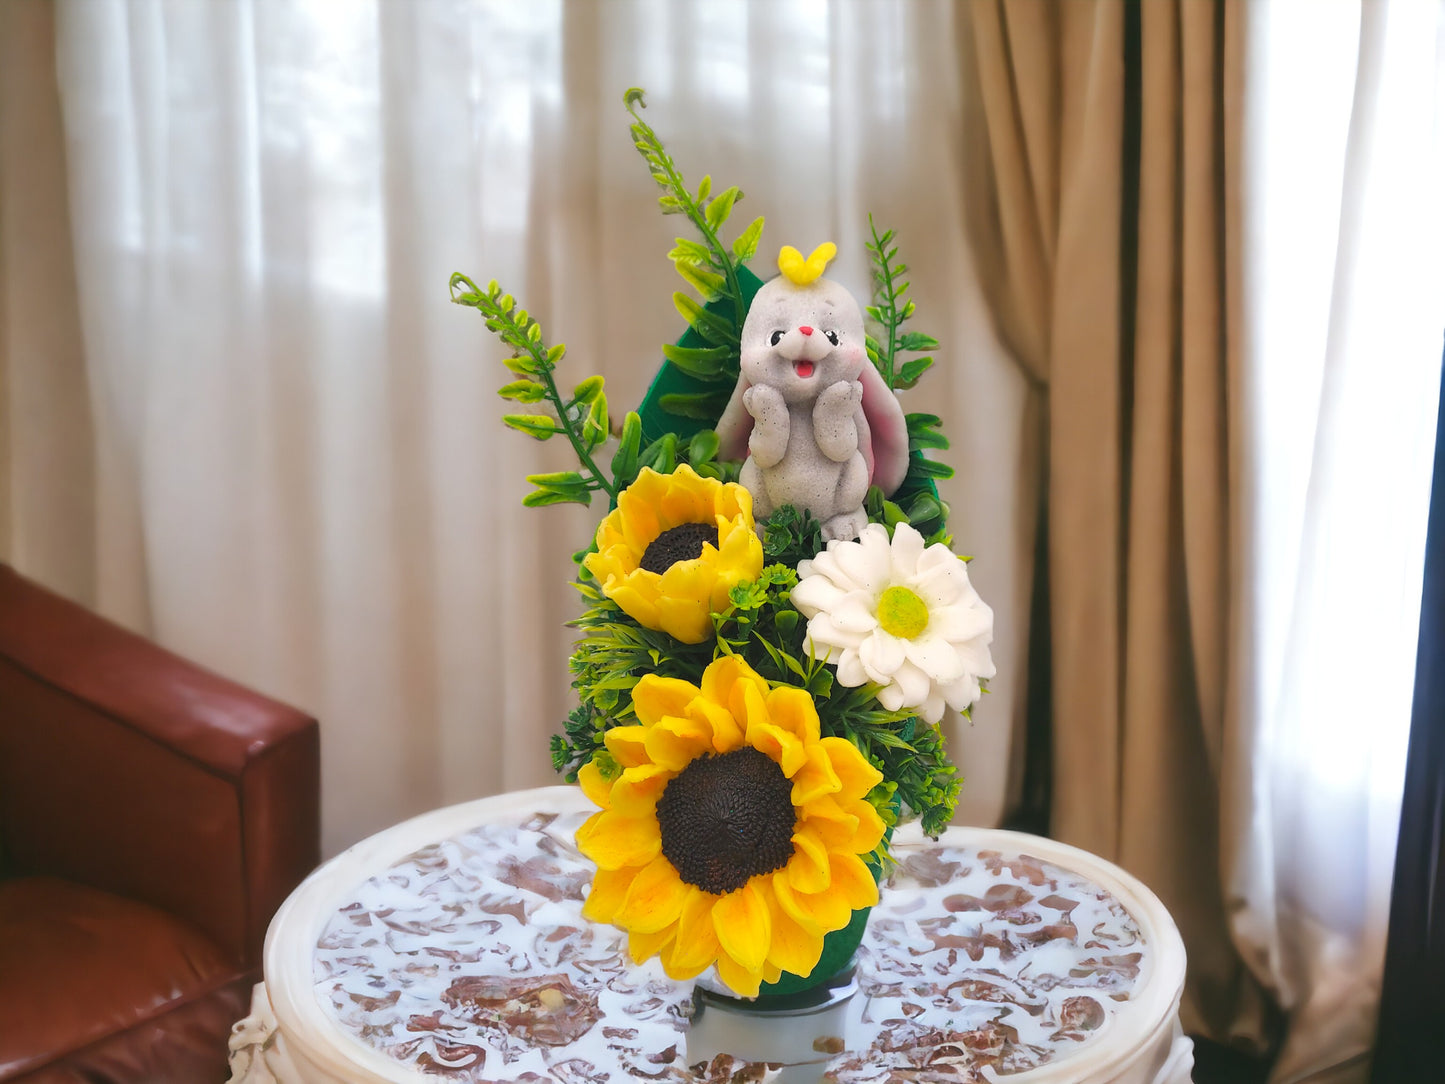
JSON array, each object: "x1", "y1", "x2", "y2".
[{"x1": 0, "y1": 565, "x2": 320, "y2": 965}]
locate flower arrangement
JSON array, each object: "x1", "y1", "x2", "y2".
[{"x1": 451, "y1": 88, "x2": 994, "y2": 999}]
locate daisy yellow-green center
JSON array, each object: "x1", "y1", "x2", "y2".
[{"x1": 877, "y1": 584, "x2": 929, "y2": 639}]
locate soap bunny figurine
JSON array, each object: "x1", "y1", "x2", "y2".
[{"x1": 716, "y1": 243, "x2": 910, "y2": 542}]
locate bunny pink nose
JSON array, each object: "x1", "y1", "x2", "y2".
[{"x1": 798, "y1": 326, "x2": 813, "y2": 336}]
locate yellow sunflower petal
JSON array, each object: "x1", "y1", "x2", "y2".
[
  {"x1": 653, "y1": 587, "x2": 714, "y2": 645},
  {"x1": 842, "y1": 798, "x2": 887, "y2": 854},
  {"x1": 688, "y1": 696, "x2": 745, "y2": 754},
  {"x1": 829, "y1": 850, "x2": 880, "y2": 910},
  {"x1": 702, "y1": 655, "x2": 771, "y2": 727},
  {"x1": 615, "y1": 481, "x2": 663, "y2": 548},
  {"x1": 577, "y1": 759, "x2": 613, "y2": 810},
  {"x1": 611, "y1": 762, "x2": 673, "y2": 817},
  {"x1": 658, "y1": 468, "x2": 716, "y2": 528},
  {"x1": 605, "y1": 580, "x2": 664, "y2": 633},
  {"x1": 575, "y1": 809, "x2": 661, "y2": 871},
  {"x1": 792, "y1": 883, "x2": 853, "y2": 934},
  {"x1": 716, "y1": 952, "x2": 764, "y2": 999},
  {"x1": 746, "y1": 722, "x2": 806, "y2": 777},
  {"x1": 603, "y1": 725, "x2": 653, "y2": 769},
  {"x1": 615, "y1": 854, "x2": 690, "y2": 934},
  {"x1": 821, "y1": 736, "x2": 885, "y2": 801},
  {"x1": 581, "y1": 866, "x2": 636, "y2": 925},
  {"x1": 632, "y1": 675, "x2": 701, "y2": 727},
  {"x1": 644, "y1": 713, "x2": 715, "y2": 772},
  {"x1": 763, "y1": 962, "x2": 782, "y2": 984},
  {"x1": 790, "y1": 742, "x2": 842, "y2": 805},
  {"x1": 769, "y1": 872, "x2": 824, "y2": 937},
  {"x1": 796, "y1": 793, "x2": 859, "y2": 850},
  {"x1": 662, "y1": 886, "x2": 723, "y2": 978},
  {"x1": 627, "y1": 923, "x2": 677, "y2": 965},
  {"x1": 712, "y1": 881, "x2": 771, "y2": 974},
  {"x1": 586, "y1": 469, "x2": 759, "y2": 644},
  {"x1": 763, "y1": 686, "x2": 822, "y2": 747},
  {"x1": 717, "y1": 514, "x2": 763, "y2": 567},
  {"x1": 756, "y1": 880, "x2": 825, "y2": 979},
  {"x1": 733, "y1": 678, "x2": 775, "y2": 748},
  {"x1": 786, "y1": 830, "x2": 832, "y2": 894}
]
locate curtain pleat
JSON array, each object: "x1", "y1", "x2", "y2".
[
  {"x1": 14, "y1": 0, "x2": 1037, "y2": 859},
  {"x1": 0, "y1": 0, "x2": 96, "y2": 604},
  {"x1": 959, "y1": 0, "x2": 1272, "y2": 1049}
]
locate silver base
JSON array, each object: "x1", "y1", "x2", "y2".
[{"x1": 687, "y1": 967, "x2": 857, "y2": 1082}]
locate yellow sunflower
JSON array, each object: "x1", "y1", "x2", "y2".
[
  {"x1": 582, "y1": 465, "x2": 763, "y2": 644},
  {"x1": 575, "y1": 655, "x2": 885, "y2": 998}
]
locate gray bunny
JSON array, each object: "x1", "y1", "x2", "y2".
[{"x1": 717, "y1": 246, "x2": 909, "y2": 542}]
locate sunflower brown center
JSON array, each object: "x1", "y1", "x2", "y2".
[
  {"x1": 656, "y1": 747, "x2": 797, "y2": 895},
  {"x1": 640, "y1": 522, "x2": 719, "y2": 575}
]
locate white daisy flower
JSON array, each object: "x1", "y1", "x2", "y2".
[{"x1": 790, "y1": 522, "x2": 995, "y2": 724}]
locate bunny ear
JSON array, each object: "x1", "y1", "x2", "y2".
[
  {"x1": 859, "y1": 363, "x2": 910, "y2": 496},
  {"x1": 715, "y1": 372, "x2": 754, "y2": 462}
]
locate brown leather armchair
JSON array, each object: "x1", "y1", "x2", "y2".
[{"x1": 0, "y1": 565, "x2": 320, "y2": 1083}]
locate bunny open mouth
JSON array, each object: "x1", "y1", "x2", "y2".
[{"x1": 794, "y1": 361, "x2": 816, "y2": 378}]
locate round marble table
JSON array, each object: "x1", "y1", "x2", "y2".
[{"x1": 228, "y1": 786, "x2": 1194, "y2": 1084}]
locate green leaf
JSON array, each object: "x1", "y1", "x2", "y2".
[
  {"x1": 638, "y1": 432, "x2": 678, "y2": 474},
  {"x1": 906, "y1": 413, "x2": 943, "y2": 434},
  {"x1": 732, "y1": 215, "x2": 765, "y2": 263},
  {"x1": 545, "y1": 343, "x2": 566, "y2": 365},
  {"x1": 899, "y1": 332, "x2": 939, "y2": 353},
  {"x1": 661, "y1": 342, "x2": 732, "y2": 379},
  {"x1": 522, "y1": 488, "x2": 589, "y2": 508},
  {"x1": 526, "y1": 470, "x2": 589, "y2": 490},
  {"x1": 501, "y1": 355, "x2": 539, "y2": 376},
  {"x1": 696, "y1": 174, "x2": 712, "y2": 203},
  {"x1": 611, "y1": 411, "x2": 642, "y2": 487},
  {"x1": 910, "y1": 457, "x2": 955, "y2": 480},
  {"x1": 908, "y1": 424, "x2": 950, "y2": 451},
  {"x1": 704, "y1": 185, "x2": 740, "y2": 231},
  {"x1": 674, "y1": 261, "x2": 727, "y2": 301},
  {"x1": 572, "y1": 375, "x2": 604, "y2": 404},
  {"x1": 503, "y1": 413, "x2": 558, "y2": 440},
  {"x1": 688, "y1": 428, "x2": 720, "y2": 464},
  {"x1": 623, "y1": 87, "x2": 646, "y2": 109},
  {"x1": 497, "y1": 378, "x2": 543, "y2": 401},
  {"x1": 896, "y1": 357, "x2": 934, "y2": 388},
  {"x1": 497, "y1": 379, "x2": 546, "y2": 403},
  {"x1": 773, "y1": 609, "x2": 800, "y2": 639},
  {"x1": 673, "y1": 292, "x2": 739, "y2": 345},
  {"x1": 668, "y1": 238, "x2": 715, "y2": 265},
  {"x1": 583, "y1": 396, "x2": 609, "y2": 446},
  {"x1": 659, "y1": 390, "x2": 732, "y2": 421},
  {"x1": 906, "y1": 493, "x2": 945, "y2": 522}
]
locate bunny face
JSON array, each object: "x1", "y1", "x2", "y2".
[{"x1": 739, "y1": 276, "x2": 869, "y2": 405}]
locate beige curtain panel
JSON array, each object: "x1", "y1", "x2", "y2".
[{"x1": 958, "y1": 0, "x2": 1272, "y2": 1051}]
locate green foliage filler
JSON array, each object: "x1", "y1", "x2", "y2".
[
  {"x1": 624, "y1": 87, "x2": 763, "y2": 427},
  {"x1": 551, "y1": 499, "x2": 963, "y2": 840},
  {"x1": 464, "y1": 87, "x2": 970, "y2": 840}
]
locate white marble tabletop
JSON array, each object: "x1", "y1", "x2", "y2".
[{"x1": 230, "y1": 786, "x2": 1193, "y2": 1084}]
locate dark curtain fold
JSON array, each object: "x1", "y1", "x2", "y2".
[{"x1": 1373, "y1": 350, "x2": 1445, "y2": 1082}]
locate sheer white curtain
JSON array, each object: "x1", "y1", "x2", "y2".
[
  {"x1": 46, "y1": 0, "x2": 1030, "y2": 856},
  {"x1": 1230, "y1": 1, "x2": 1445, "y2": 1080}
]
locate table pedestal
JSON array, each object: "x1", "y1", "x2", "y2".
[{"x1": 687, "y1": 969, "x2": 858, "y2": 1082}]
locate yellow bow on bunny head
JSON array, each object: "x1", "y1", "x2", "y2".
[{"x1": 777, "y1": 243, "x2": 837, "y2": 286}]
